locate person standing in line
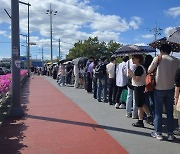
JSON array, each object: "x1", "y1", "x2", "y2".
[
  {"x1": 97, "y1": 56, "x2": 108, "y2": 102},
  {"x1": 143, "y1": 55, "x2": 154, "y2": 117},
  {"x1": 92, "y1": 59, "x2": 98, "y2": 99},
  {"x1": 106, "y1": 56, "x2": 117, "y2": 105},
  {"x1": 31, "y1": 65, "x2": 35, "y2": 79},
  {"x1": 126, "y1": 58, "x2": 138, "y2": 119},
  {"x1": 74, "y1": 64, "x2": 80, "y2": 88},
  {"x1": 148, "y1": 44, "x2": 179, "y2": 141},
  {"x1": 128, "y1": 54, "x2": 153, "y2": 128},
  {"x1": 174, "y1": 67, "x2": 180, "y2": 136},
  {"x1": 79, "y1": 64, "x2": 85, "y2": 88},
  {"x1": 114, "y1": 56, "x2": 129, "y2": 108},
  {"x1": 58, "y1": 63, "x2": 66, "y2": 86},
  {"x1": 86, "y1": 56, "x2": 94, "y2": 93},
  {"x1": 66, "y1": 62, "x2": 73, "y2": 85}
]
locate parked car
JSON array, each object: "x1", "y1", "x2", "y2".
[
  {"x1": 0, "y1": 67, "x2": 11, "y2": 75},
  {"x1": 0, "y1": 67, "x2": 5, "y2": 75}
]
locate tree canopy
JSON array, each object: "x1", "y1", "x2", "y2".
[{"x1": 66, "y1": 37, "x2": 122, "y2": 59}]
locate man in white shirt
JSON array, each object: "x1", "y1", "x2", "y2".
[
  {"x1": 74, "y1": 64, "x2": 79, "y2": 88},
  {"x1": 148, "y1": 44, "x2": 179, "y2": 141},
  {"x1": 114, "y1": 56, "x2": 129, "y2": 109},
  {"x1": 106, "y1": 56, "x2": 117, "y2": 105}
]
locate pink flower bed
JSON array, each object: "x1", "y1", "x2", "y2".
[{"x1": 0, "y1": 70, "x2": 28, "y2": 94}]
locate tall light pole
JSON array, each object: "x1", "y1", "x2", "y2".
[
  {"x1": 38, "y1": 47, "x2": 44, "y2": 64},
  {"x1": 9, "y1": 0, "x2": 24, "y2": 116},
  {"x1": 59, "y1": 39, "x2": 61, "y2": 60},
  {"x1": 19, "y1": 1, "x2": 31, "y2": 76},
  {"x1": 46, "y1": 3, "x2": 57, "y2": 61},
  {"x1": 20, "y1": 34, "x2": 28, "y2": 68}
]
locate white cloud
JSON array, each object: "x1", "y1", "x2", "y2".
[
  {"x1": 166, "y1": 7, "x2": 180, "y2": 18},
  {"x1": 0, "y1": 30, "x2": 7, "y2": 37},
  {"x1": 141, "y1": 34, "x2": 154, "y2": 39},
  {"x1": 134, "y1": 42, "x2": 148, "y2": 46},
  {"x1": 129, "y1": 16, "x2": 142, "y2": 29},
  {"x1": 0, "y1": 0, "x2": 143, "y2": 57}
]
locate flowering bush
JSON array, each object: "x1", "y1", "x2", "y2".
[
  {"x1": 20, "y1": 70, "x2": 28, "y2": 76},
  {"x1": 0, "y1": 70, "x2": 28, "y2": 94}
]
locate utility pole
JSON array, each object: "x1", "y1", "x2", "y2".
[
  {"x1": 148, "y1": 23, "x2": 163, "y2": 56},
  {"x1": 9, "y1": 0, "x2": 24, "y2": 117},
  {"x1": 59, "y1": 39, "x2": 61, "y2": 60},
  {"x1": 41, "y1": 47, "x2": 44, "y2": 63},
  {"x1": 20, "y1": 34, "x2": 28, "y2": 68},
  {"x1": 46, "y1": 3, "x2": 57, "y2": 61},
  {"x1": 19, "y1": 1, "x2": 31, "y2": 77}
]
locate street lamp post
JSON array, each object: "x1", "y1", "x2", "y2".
[
  {"x1": 59, "y1": 39, "x2": 61, "y2": 60},
  {"x1": 46, "y1": 3, "x2": 57, "y2": 61},
  {"x1": 20, "y1": 34, "x2": 28, "y2": 68},
  {"x1": 39, "y1": 47, "x2": 44, "y2": 63},
  {"x1": 9, "y1": 0, "x2": 24, "y2": 116},
  {"x1": 19, "y1": 1, "x2": 31, "y2": 76}
]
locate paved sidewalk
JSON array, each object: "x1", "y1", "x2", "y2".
[
  {"x1": 44, "y1": 76, "x2": 180, "y2": 154},
  {"x1": 0, "y1": 76, "x2": 127, "y2": 154}
]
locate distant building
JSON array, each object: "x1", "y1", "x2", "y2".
[
  {"x1": 0, "y1": 58, "x2": 11, "y2": 68},
  {"x1": 0, "y1": 57, "x2": 43, "y2": 69}
]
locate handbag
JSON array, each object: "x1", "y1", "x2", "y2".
[
  {"x1": 145, "y1": 56, "x2": 161, "y2": 92},
  {"x1": 127, "y1": 77, "x2": 134, "y2": 90}
]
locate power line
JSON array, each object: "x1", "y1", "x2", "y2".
[{"x1": 147, "y1": 23, "x2": 163, "y2": 41}]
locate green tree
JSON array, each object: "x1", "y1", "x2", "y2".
[
  {"x1": 106, "y1": 40, "x2": 122, "y2": 58},
  {"x1": 66, "y1": 37, "x2": 122, "y2": 60}
]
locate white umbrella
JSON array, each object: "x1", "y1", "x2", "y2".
[{"x1": 167, "y1": 27, "x2": 180, "y2": 44}]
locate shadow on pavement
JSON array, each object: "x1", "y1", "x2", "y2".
[
  {"x1": 0, "y1": 77, "x2": 31, "y2": 153},
  {"x1": 26, "y1": 114, "x2": 180, "y2": 143},
  {"x1": 27, "y1": 114, "x2": 152, "y2": 137},
  {"x1": 0, "y1": 118, "x2": 28, "y2": 153}
]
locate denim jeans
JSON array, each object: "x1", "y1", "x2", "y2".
[
  {"x1": 59, "y1": 75, "x2": 66, "y2": 86},
  {"x1": 97, "y1": 76, "x2": 107, "y2": 101},
  {"x1": 93, "y1": 77, "x2": 97, "y2": 99},
  {"x1": 108, "y1": 78, "x2": 117, "y2": 103},
  {"x1": 145, "y1": 91, "x2": 154, "y2": 117},
  {"x1": 154, "y1": 89, "x2": 174, "y2": 135},
  {"x1": 126, "y1": 87, "x2": 137, "y2": 117}
]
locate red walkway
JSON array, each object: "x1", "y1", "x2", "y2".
[{"x1": 0, "y1": 76, "x2": 128, "y2": 154}]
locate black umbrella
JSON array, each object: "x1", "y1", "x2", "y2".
[
  {"x1": 58, "y1": 58, "x2": 72, "y2": 65},
  {"x1": 78, "y1": 57, "x2": 88, "y2": 66},
  {"x1": 72, "y1": 57, "x2": 88, "y2": 65},
  {"x1": 149, "y1": 37, "x2": 180, "y2": 52},
  {"x1": 114, "y1": 45, "x2": 155, "y2": 56}
]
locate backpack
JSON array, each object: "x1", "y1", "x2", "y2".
[{"x1": 94, "y1": 63, "x2": 104, "y2": 78}]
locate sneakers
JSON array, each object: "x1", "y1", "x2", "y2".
[
  {"x1": 103, "y1": 100, "x2": 108, "y2": 103},
  {"x1": 126, "y1": 112, "x2": 132, "y2": 118},
  {"x1": 132, "y1": 120, "x2": 144, "y2": 128},
  {"x1": 151, "y1": 132, "x2": 163, "y2": 140},
  {"x1": 115, "y1": 103, "x2": 119, "y2": 109},
  {"x1": 167, "y1": 134, "x2": 175, "y2": 141},
  {"x1": 146, "y1": 116, "x2": 154, "y2": 125},
  {"x1": 119, "y1": 104, "x2": 126, "y2": 109},
  {"x1": 173, "y1": 128, "x2": 180, "y2": 136},
  {"x1": 109, "y1": 102, "x2": 113, "y2": 105}
]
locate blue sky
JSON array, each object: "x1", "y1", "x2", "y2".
[{"x1": 0, "y1": 0, "x2": 180, "y2": 60}]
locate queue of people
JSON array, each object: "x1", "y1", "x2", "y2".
[{"x1": 39, "y1": 44, "x2": 180, "y2": 142}]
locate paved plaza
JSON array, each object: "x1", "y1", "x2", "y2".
[{"x1": 0, "y1": 76, "x2": 179, "y2": 154}]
